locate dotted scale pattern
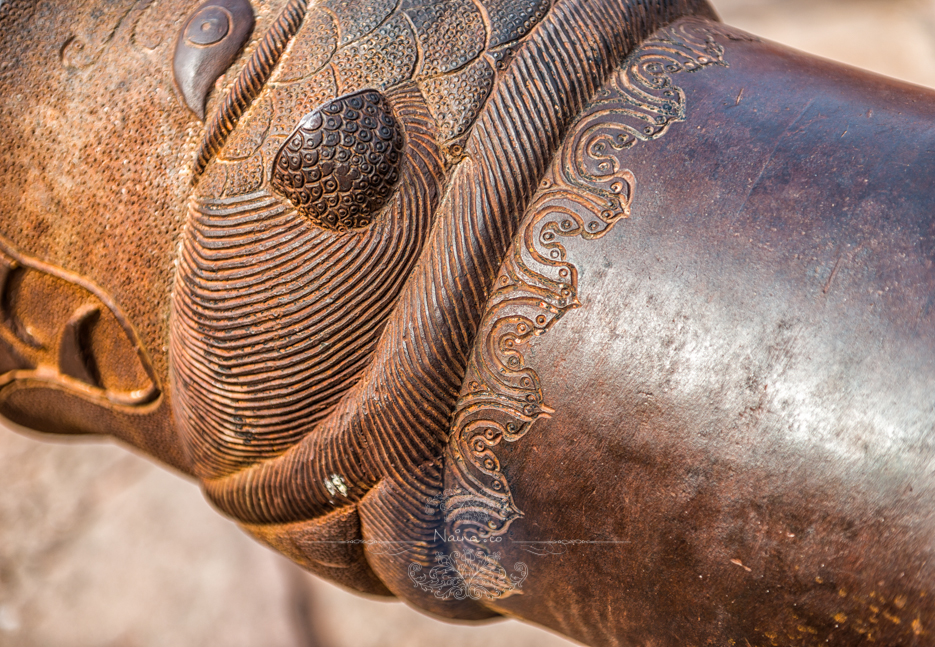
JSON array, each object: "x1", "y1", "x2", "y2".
[{"x1": 270, "y1": 90, "x2": 405, "y2": 231}]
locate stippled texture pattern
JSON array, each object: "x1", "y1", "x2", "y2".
[
  {"x1": 0, "y1": 0, "x2": 717, "y2": 622},
  {"x1": 0, "y1": 0, "x2": 295, "y2": 469}
]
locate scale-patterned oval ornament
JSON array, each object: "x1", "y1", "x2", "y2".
[{"x1": 270, "y1": 90, "x2": 405, "y2": 231}]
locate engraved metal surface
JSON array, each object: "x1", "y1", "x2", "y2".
[
  {"x1": 173, "y1": 0, "x2": 255, "y2": 119},
  {"x1": 3, "y1": 0, "x2": 935, "y2": 641},
  {"x1": 0, "y1": 238, "x2": 159, "y2": 408},
  {"x1": 174, "y1": 0, "x2": 714, "y2": 619},
  {"x1": 443, "y1": 20, "x2": 737, "y2": 595}
]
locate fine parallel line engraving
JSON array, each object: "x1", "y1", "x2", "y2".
[{"x1": 196, "y1": 0, "x2": 310, "y2": 175}]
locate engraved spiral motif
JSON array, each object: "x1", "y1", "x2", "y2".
[{"x1": 270, "y1": 90, "x2": 405, "y2": 231}]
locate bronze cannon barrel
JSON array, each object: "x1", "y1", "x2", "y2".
[{"x1": 463, "y1": 33, "x2": 935, "y2": 644}]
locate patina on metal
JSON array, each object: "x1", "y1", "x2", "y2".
[
  {"x1": 173, "y1": 0, "x2": 255, "y2": 120},
  {"x1": 1, "y1": 0, "x2": 935, "y2": 644}
]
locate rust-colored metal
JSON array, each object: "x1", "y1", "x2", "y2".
[
  {"x1": 173, "y1": 0, "x2": 255, "y2": 120},
  {"x1": 2, "y1": 0, "x2": 935, "y2": 644}
]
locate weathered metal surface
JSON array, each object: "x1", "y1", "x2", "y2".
[
  {"x1": 173, "y1": 0, "x2": 255, "y2": 119},
  {"x1": 445, "y1": 25, "x2": 935, "y2": 645},
  {"x1": 2, "y1": 0, "x2": 935, "y2": 644}
]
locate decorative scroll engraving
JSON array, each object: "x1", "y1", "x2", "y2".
[
  {"x1": 59, "y1": 0, "x2": 138, "y2": 69},
  {"x1": 408, "y1": 548, "x2": 528, "y2": 601},
  {"x1": 181, "y1": 2, "x2": 727, "y2": 614},
  {"x1": 443, "y1": 19, "x2": 736, "y2": 594}
]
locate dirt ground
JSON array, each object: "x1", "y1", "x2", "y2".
[{"x1": 1, "y1": 2, "x2": 934, "y2": 646}]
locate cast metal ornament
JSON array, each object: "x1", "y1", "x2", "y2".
[
  {"x1": 269, "y1": 90, "x2": 405, "y2": 231},
  {"x1": 173, "y1": 0, "x2": 255, "y2": 119},
  {"x1": 444, "y1": 20, "x2": 753, "y2": 593},
  {"x1": 2, "y1": 0, "x2": 935, "y2": 644}
]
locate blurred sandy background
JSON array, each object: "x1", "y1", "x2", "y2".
[{"x1": 2, "y1": 1, "x2": 935, "y2": 645}]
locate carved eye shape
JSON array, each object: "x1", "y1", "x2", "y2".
[
  {"x1": 270, "y1": 90, "x2": 406, "y2": 232},
  {"x1": 173, "y1": 0, "x2": 255, "y2": 120}
]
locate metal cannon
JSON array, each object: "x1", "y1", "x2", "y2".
[{"x1": 1, "y1": 0, "x2": 934, "y2": 644}]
